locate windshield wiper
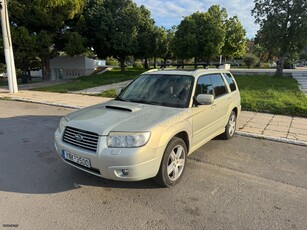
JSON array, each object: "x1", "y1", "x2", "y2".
[
  {"x1": 115, "y1": 97, "x2": 130, "y2": 102},
  {"x1": 128, "y1": 99, "x2": 160, "y2": 106}
]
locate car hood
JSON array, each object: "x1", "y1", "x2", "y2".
[{"x1": 65, "y1": 100, "x2": 190, "y2": 135}]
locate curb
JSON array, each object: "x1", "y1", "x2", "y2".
[
  {"x1": 0, "y1": 96, "x2": 81, "y2": 110},
  {"x1": 236, "y1": 131, "x2": 307, "y2": 147}
]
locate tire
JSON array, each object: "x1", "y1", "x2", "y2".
[
  {"x1": 154, "y1": 137, "x2": 187, "y2": 188},
  {"x1": 221, "y1": 111, "x2": 237, "y2": 140}
]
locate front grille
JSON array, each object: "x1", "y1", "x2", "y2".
[{"x1": 63, "y1": 126, "x2": 99, "y2": 152}]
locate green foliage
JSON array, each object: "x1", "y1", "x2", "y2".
[
  {"x1": 173, "y1": 5, "x2": 228, "y2": 61},
  {"x1": 136, "y1": 5, "x2": 156, "y2": 65},
  {"x1": 299, "y1": 47, "x2": 307, "y2": 60},
  {"x1": 106, "y1": 57, "x2": 119, "y2": 66},
  {"x1": 84, "y1": 0, "x2": 147, "y2": 72},
  {"x1": 11, "y1": 26, "x2": 40, "y2": 72},
  {"x1": 9, "y1": 0, "x2": 86, "y2": 31},
  {"x1": 222, "y1": 16, "x2": 247, "y2": 59},
  {"x1": 133, "y1": 60, "x2": 144, "y2": 68},
  {"x1": 161, "y1": 27, "x2": 176, "y2": 62},
  {"x1": 252, "y1": 0, "x2": 307, "y2": 75},
  {"x1": 244, "y1": 54, "x2": 260, "y2": 68},
  {"x1": 236, "y1": 75, "x2": 307, "y2": 117},
  {"x1": 0, "y1": 63, "x2": 6, "y2": 73},
  {"x1": 63, "y1": 32, "x2": 86, "y2": 56},
  {"x1": 100, "y1": 89, "x2": 117, "y2": 98},
  {"x1": 9, "y1": 0, "x2": 86, "y2": 79},
  {"x1": 32, "y1": 69, "x2": 307, "y2": 117}
]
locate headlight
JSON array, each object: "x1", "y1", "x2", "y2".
[
  {"x1": 59, "y1": 117, "x2": 69, "y2": 133},
  {"x1": 107, "y1": 132, "x2": 151, "y2": 148}
]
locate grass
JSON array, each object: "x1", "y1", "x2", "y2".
[
  {"x1": 235, "y1": 75, "x2": 307, "y2": 117},
  {"x1": 32, "y1": 68, "x2": 145, "y2": 93},
  {"x1": 31, "y1": 67, "x2": 307, "y2": 118},
  {"x1": 96, "y1": 74, "x2": 307, "y2": 117},
  {"x1": 100, "y1": 89, "x2": 117, "y2": 98}
]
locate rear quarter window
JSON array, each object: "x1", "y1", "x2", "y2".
[{"x1": 223, "y1": 73, "x2": 237, "y2": 92}]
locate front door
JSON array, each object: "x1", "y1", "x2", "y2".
[{"x1": 191, "y1": 75, "x2": 217, "y2": 148}]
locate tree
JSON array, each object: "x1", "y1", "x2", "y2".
[
  {"x1": 244, "y1": 53, "x2": 260, "y2": 68},
  {"x1": 252, "y1": 0, "x2": 307, "y2": 76},
  {"x1": 11, "y1": 26, "x2": 40, "y2": 80},
  {"x1": 152, "y1": 27, "x2": 170, "y2": 68},
  {"x1": 84, "y1": 0, "x2": 147, "y2": 72},
  {"x1": 161, "y1": 27, "x2": 176, "y2": 63},
  {"x1": 173, "y1": 5, "x2": 227, "y2": 63},
  {"x1": 63, "y1": 32, "x2": 86, "y2": 56},
  {"x1": 222, "y1": 16, "x2": 246, "y2": 61},
  {"x1": 9, "y1": 0, "x2": 86, "y2": 80},
  {"x1": 136, "y1": 5, "x2": 156, "y2": 69}
]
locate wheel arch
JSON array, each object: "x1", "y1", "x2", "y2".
[
  {"x1": 232, "y1": 107, "x2": 238, "y2": 116},
  {"x1": 174, "y1": 131, "x2": 190, "y2": 153}
]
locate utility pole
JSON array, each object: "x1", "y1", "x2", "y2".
[{"x1": 0, "y1": 0, "x2": 18, "y2": 93}]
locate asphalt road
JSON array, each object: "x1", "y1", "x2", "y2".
[{"x1": 0, "y1": 100, "x2": 306, "y2": 230}]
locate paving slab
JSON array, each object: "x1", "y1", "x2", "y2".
[
  {"x1": 263, "y1": 130, "x2": 288, "y2": 138},
  {"x1": 0, "y1": 90, "x2": 111, "y2": 109},
  {"x1": 266, "y1": 125, "x2": 290, "y2": 132}
]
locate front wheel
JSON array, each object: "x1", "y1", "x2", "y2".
[
  {"x1": 221, "y1": 111, "x2": 237, "y2": 140},
  {"x1": 154, "y1": 137, "x2": 187, "y2": 187}
]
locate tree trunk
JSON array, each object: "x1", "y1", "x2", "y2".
[
  {"x1": 41, "y1": 56, "x2": 50, "y2": 80},
  {"x1": 144, "y1": 58, "x2": 149, "y2": 69},
  {"x1": 120, "y1": 57, "x2": 126, "y2": 73},
  {"x1": 194, "y1": 56, "x2": 197, "y2": 69},
  {"x1": 275, "y1": 56, "x2": 285, "y2": 76},
  {"x1": 27, "y1": 69, "x2": 32, "y2": 81},
  {"x1": 154, "y1": 55, "x2": 157, "y2": 69}
]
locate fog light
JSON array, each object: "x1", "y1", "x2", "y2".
[{"x1": 122, "y1": 169, "x2": 129, "y2": 176}]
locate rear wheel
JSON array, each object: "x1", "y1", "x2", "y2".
[
  {"x1": 154, "y1": 137, "x2": 187, "y2": 187},
  {"x1": 221, "y1": 111, "x2": 237, "y2": 140}
]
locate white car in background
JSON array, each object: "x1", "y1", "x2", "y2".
[{"x1": 54, "y1": 69, "x2": 241, "y2": 187}]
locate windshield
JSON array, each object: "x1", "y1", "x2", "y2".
[{"x1": 116, "y1": 74, "x2": 194, "y2": 108}]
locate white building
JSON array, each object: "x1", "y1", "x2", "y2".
[{"x1": 50, "y1": 56, "x2": 106, "y2": 80}]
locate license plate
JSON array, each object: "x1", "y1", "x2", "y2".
[{"x1": 62, "y1": 150, "x2": 91, "y2": 168}]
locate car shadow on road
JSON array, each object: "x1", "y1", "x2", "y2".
[{"x1": 0, "y1": 115, "x2": 159, "y2": 195}]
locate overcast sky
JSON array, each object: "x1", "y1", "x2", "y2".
[{"x1": 134, "y1": 0, "x2": 259, "y2": 38}]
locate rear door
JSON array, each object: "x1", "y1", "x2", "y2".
[{"x1": 209, "y1": 74, "x2": 231, "y2": 129}]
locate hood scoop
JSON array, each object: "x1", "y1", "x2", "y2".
[{"x1": 105, "y1": 105, "x2": 141, "y2": 112}]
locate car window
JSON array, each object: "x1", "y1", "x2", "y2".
[
  {"x1": 223, "y1": 73, "x2": 237, "y2": 92},
  {"x1": 117, "y1": 74, "x2": 194, "y2": 108},
  {"x1": 210, "y1": 74, "x2": 228, "y2": 98},
  {"x1": 195, "y1": 75, "x2": 213, "y2": 98}
]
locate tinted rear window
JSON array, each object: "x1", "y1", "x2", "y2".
[{"x1": 223, "y1": 73, "x2": 237, "y2": 92}]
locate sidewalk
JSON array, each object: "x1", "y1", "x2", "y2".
[{"x1": 1, "y1": 90, "x2": 307, "y2": 146}]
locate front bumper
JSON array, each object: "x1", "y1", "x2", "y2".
[{"x1": 54, "y1": 128, "x2": 165, "y2": 181}]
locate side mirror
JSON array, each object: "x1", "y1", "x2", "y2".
[
  {"x1": 196, "y1": 94, "x2": 214, "y2": 105},
  {"x1": 116, "y1": 88, "x2": 123, "y2": 96}
]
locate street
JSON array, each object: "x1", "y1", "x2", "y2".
[{"x1": 0, "y1": 100, "x2": 307, "y2": 230}]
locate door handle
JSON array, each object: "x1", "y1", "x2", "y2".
[{"x1": 211, "y1": 103, "x2": 217, "y2": 109}]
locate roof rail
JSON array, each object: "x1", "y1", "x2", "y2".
[{"x1": 159, "y1": 62, "x2": 224, "y2": 69}]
